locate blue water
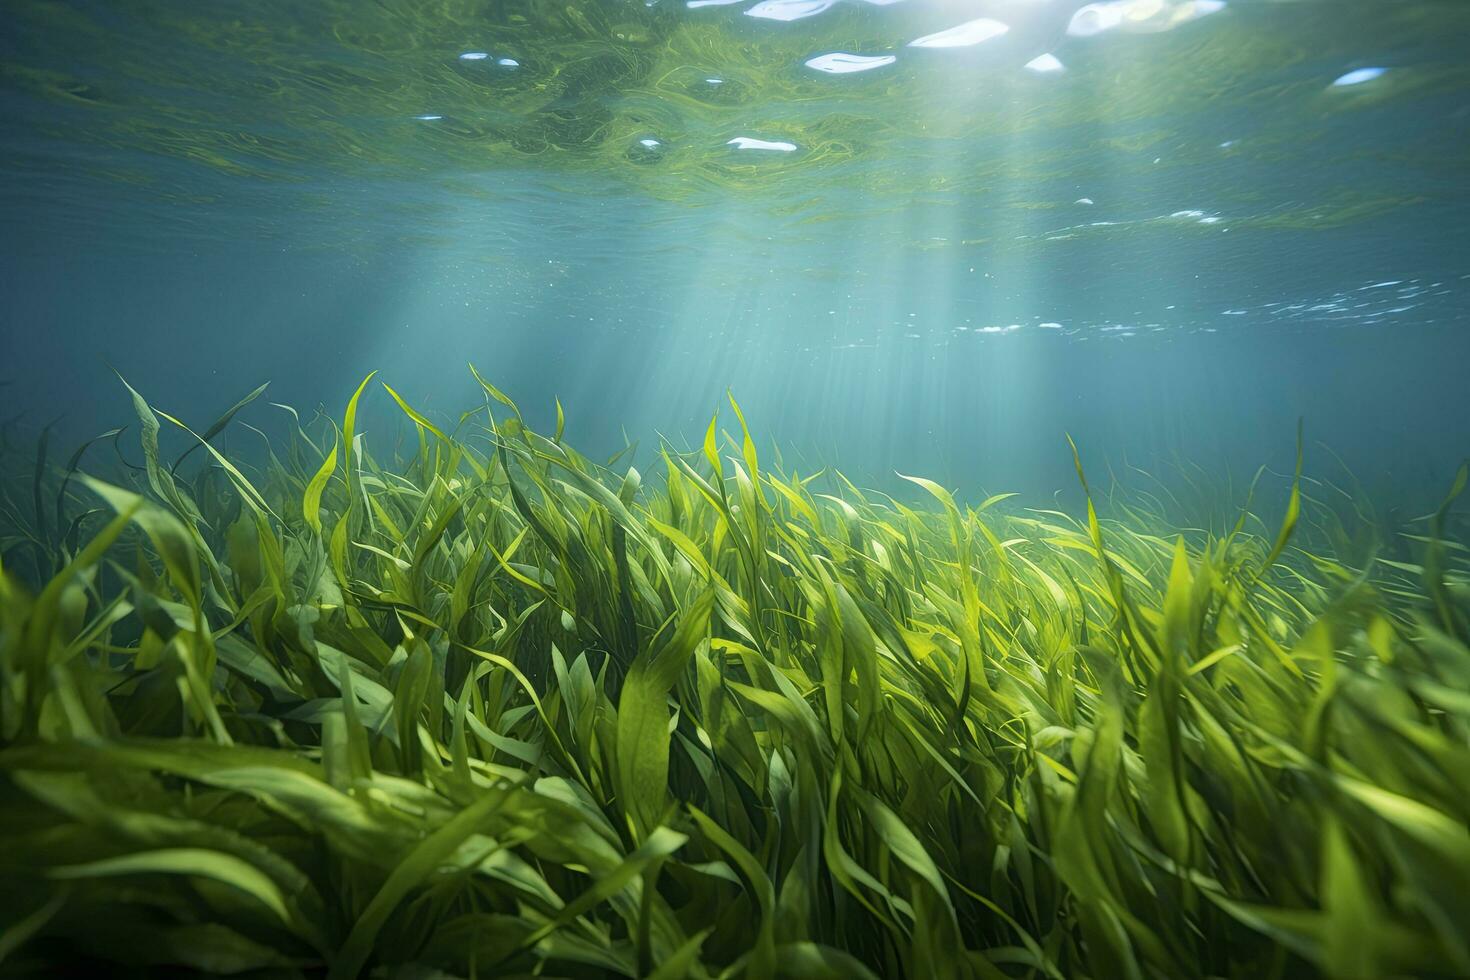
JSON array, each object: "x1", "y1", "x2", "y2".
[{"x1": 2, "y1": 0, "x2": 1466, "y2": 502}]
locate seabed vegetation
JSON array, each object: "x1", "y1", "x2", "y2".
[{"x1": 0, "y1": 370, "x2": 1467, "y2": 980}]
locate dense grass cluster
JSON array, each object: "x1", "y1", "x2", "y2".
[{"x1": 1, "y1": 370, "x2": 1468, "y2": 978}]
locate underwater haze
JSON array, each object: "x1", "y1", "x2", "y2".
[
  {"x1": 2, "y1": 0, "x2": 1467, "y2": 498},
  {"x1": 5, "y1": 3, "x2": 1470, "y2": 980}
]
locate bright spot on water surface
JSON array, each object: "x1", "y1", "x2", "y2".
[
  {"x1": 1024, "y1": 53, "x2": 1065, "y2": 73},
  {"x1": 1068, "y1": 0, "x2": 1224, "y2": 37},
  {"x1": 458, "y1": 52, "x2": 488, "y2": 61},
  {"x1": 805, "y1": 52, "x2": 898, "y2": 74},
  {"x1": 1067, "y1": 2, "x2": 1126, "y2": 36},
  {"x1": 746, "y1": 0, "x2": 835, "y2": 21},
  {"x1": 414, "y1": 114, "x2": 443, "y2": 121},
  {"x1": 639, "y1": 138, "x2": 662, "y2": 148},
  {"x1": 728, "y1": 136, "x2": 798, "y2": 152},
  {"x1": 498, "y1": 58, "x2": 520, "y2": 68},
  {"x1": 909, "y1": 19, "x2": 1009, "y2": 48},
  {"x1": 1076, "y1": 197, "x2": 1094, "y2": 204},
  {"x1": 686, "y1": 0, "x2": 743, "y2": 7},
  {"x1": 1332, "y1": 67, "x2": 1386, "y2": 87}
]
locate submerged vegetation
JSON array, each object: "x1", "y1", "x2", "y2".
[{"x1": 1, "y1": 370, "x2": 1468, "y2": 979}]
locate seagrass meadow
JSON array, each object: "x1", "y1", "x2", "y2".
[
  {"x1": 0, "y1": 371, "x2": 1467, "y2": 979},
  {"x1": 4, "y1": 2, "x2": 1470, "y2": 975}
]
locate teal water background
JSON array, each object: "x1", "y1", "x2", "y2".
[{"x1": 1, "y1": 0, "x2": 1466, "y2": 501}]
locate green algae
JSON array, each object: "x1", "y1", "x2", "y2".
[{"x1": 0, "y1": 371, "x2": 1467, "y2": 977}]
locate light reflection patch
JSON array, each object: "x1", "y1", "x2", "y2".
[
  {"x1": 805, "y1": 52, "x2": 898, "y2": 74},
  {"x1": 909, "y1": 19, "x2": 1010, "y2": 48},
  {"x1": 728, "y1": 136, "x2": 798, "y2": 152}
]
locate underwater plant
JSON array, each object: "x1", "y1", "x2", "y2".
[{"x1": 0, "y1": 370, "x2": 1467, "y2": 979}]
